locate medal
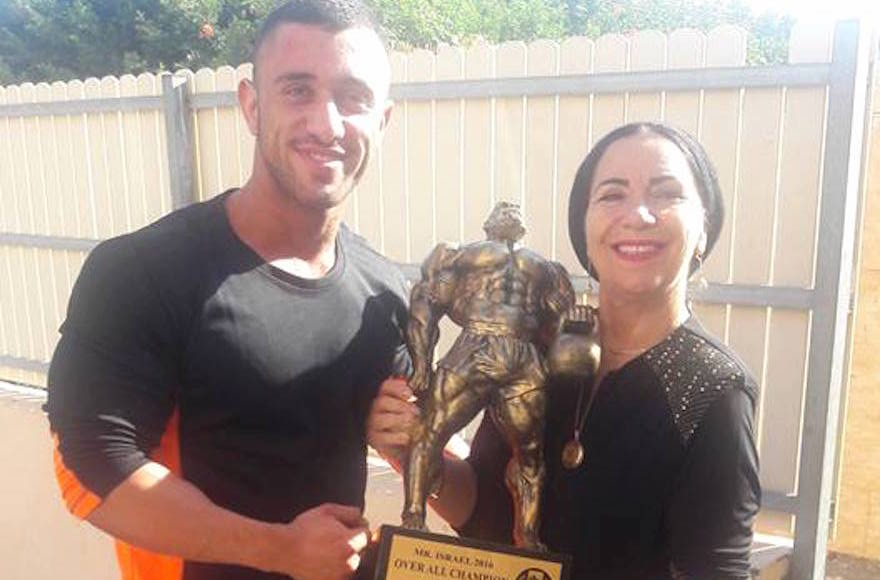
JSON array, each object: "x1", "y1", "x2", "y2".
[
  {"x1": 561, "y1": 436, "x2": 584, "y2": 469},
  {"x1": 563, "y1": 374, "x2": 601, "y2": 470}
]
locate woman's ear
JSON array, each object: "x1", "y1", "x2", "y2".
[{"x1": 696, "y1": 229, "x2": 708, "y2": 258}]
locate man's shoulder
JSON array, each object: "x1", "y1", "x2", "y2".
[
  {"x1": 341, "y1": 225, "x2": 408, "y2": 289},
  {"x1": 80, "y1": 195, "x2": 231, "y2": 296}
]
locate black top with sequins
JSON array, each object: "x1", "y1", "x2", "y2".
[{"x1": 457, "y1": 317, "x2": 760, "y2": 579}]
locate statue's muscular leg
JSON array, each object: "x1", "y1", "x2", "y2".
[
  {"x1": 490, "y1": 382, "x2": 547, "y2": 551},
  {"x1": 402, "y1": 367, "x2": 493, "y2": 530}
]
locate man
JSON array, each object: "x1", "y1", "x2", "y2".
[
  {"x1": 399, "y1": 202, "x2": 575, "y2": 549},
  {"x1": 46, "y1": 2, "x2": 407, "y2": 579}
]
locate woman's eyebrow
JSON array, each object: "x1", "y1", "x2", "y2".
[
  {"x1": 595, "y1": 177, "x2": 628, "y2": 189},
  {"x1": 649, "y1": 175, "x2": 678, "y2": 186}
]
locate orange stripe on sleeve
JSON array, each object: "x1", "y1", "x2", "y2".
[
  {"x1": 53, "y1": 408, "x2": 185, "y2": 579},
  {"x1": 114, "y1": 407, "x2": 184, "y2": 580},
  {"x1": 51, "y1": 434, "x2": 103, "y2": 520}
]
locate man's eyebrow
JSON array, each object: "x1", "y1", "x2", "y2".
[{"x1": 274, "y1": 72, "x2": 314, "y2": 85}]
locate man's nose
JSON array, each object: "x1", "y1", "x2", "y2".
[{"x1": 307, "y1": 99, "x2": 345, "y2": 142}]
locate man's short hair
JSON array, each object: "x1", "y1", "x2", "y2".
[{"x1": 252, "y1": 0, "x2": 381, "y2": 79}]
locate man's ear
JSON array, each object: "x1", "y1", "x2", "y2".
[{"x1": 238, "y1": 78, "x2": 259, "y2": 137}]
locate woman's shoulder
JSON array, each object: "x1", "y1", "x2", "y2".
[{"x1": 640, "y1": 317, "x2": 758, "y2": 444}]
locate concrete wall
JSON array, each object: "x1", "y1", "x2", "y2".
[{"x1": 0, "y1": 386, "x2": 115, "y2": 580}]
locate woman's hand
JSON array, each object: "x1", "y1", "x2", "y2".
[{"x1": 366, "y1": 378, "x2": 420, "y2": 470}]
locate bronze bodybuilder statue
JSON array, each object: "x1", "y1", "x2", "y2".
[{"x1": 401, "y1": 201, "x2": 583, "y2": 550}]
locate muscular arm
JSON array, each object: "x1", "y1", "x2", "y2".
[
  {"x1": 538, "y1": 262, "x2": 576, "y2": 349},
  {"x1": 87, "y1": 464, "x2": 368, "y2": 580},
  {"x1": 407, "y1": 243, "x2": 458, "y2": 393}
]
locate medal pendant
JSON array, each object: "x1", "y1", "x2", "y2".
[{"x1": 561, "y1": 438, "x2": 584, "y2": 469}]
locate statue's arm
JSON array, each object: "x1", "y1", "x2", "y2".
[
  {"x1": 538, "y1": 261, "x2": 577, "y2": 348},
  {"x1": 407, "y1": 243, "x2": 458, "y2": 394}
]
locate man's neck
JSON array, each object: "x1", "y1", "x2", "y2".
[{"x1": 226, "y1": 181, "x2": 342, "y2": 279}]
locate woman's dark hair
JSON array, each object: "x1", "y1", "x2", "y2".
[{"x1": 567, "y1": 122, "x2": 724, "y2": 280}]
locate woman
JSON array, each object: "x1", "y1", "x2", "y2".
[{"x1": 368, "y1": 122, "x2": 761, "y2": 579}]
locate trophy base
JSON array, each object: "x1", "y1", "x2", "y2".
[{"x1": 361, "y1": 525, "x2": 570, "y2": 580}]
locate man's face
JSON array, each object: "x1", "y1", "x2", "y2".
[{"x1": 240, "y1": 23, "x2": 392, "y2": 211}]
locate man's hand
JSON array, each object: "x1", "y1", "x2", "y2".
[
  {"x1": 367, "y1": 378, "x2": 419, "y2": 469},
  {"x1": 409, "y1": 365, "x2": 430, "y2": 396},
  {"x1": 269, "y1": 503, "x2": 370, "y2": 580}
]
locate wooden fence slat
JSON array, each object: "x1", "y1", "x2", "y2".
[
  {"x1": 20, "y1": 83, "x2": 47, "y2": 236},
  {"x1": 34, "y1": 84, "x2": 66, "y2": 364},
  {"x1": 66, "y1": 80, "x2": 98, "y2": 238},
  {"x1": 119, "y1": 75, "x2": 148, "y2": 230},
  {"x1": 36, "y1": 83, "x2": 62, "y2": 238},
  {"x1": 734, "y1": 90, "x2": 783, "y2": 286},
  {"x1": 494, "y1": 41, "x2": 527, "y2": 206},
  {"x1": 194, "y1": 68, "x2": 220, "y2": 201},
  {"x1": 100, "y1": 76, "x2": 133, "y2": 234},
  {"x1": 214, "y1": 66, "x2": 241, "y2": 195},
  {"x1": 462, "y1": 42, "x2": 494, "y2": 242},
  {"x1": 434, "y1": 45, "x2": 465, "y2": 245},
  {"x1": 406, "y1": 49, "x2": 436, "y2": 260},
  {"x1": 83, "y1": 77, "x2": 113, "y2": 238},
  {"x1": 665, "y1": 29, "x2": 705, "y2": 136},
  {"x1": 627, "y1": 30, "x2": 666, "y2": 122},
  {"x1": 15, "y1": 84, "x2": 51, "y2": 368},
  {"x1": 49, "y1": 82, "x2": 79, "y2": 238},
  {"x1": 555, "y1": 36, "x2": 592, "y2": 272},
  {"x1": 591, "y1": 35, "x2": 628, "y2": 146},
  {"x1": 524, "y1": 39, "x2": 559, "y2": 258},
  {"x1": 774, "y1": 25, "x2": 833, "y2": 289},
  {"x1": 380, "y1": 52, "x2": 409, "y2": 261},
  {"x1": 137, "y1": 73, "x2": 168, "y2": 223}
]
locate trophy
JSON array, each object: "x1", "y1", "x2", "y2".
[{"x1": 371, "y1": 202, "x2": 599, "y2": 580}]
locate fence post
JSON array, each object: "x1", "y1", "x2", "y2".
[
  {"x1": 791, "y1": 19, "x2": 873, "y2": 579},
  {"x1": 162, "y1": 73, "x2": 195, "y2": 209}
]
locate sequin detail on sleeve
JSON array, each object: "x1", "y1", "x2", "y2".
[{"x1": 643, "y1": 328, "x2": 745, "y2": 444}]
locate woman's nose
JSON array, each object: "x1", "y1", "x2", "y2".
[{"x1": 622, "y1": 203, "x2": 657, "y2": 226}]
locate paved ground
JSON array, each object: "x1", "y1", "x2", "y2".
[{"x1": 826, "y1": 551, "x2": 880, "y2": 580}]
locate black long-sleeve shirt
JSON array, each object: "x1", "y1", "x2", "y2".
[
  {"x1": 46, "y1": 191, "x2": 411, "y2": 580},
  {"x1": 458, "y1": 318, "x2": 761, "y2": 579}
]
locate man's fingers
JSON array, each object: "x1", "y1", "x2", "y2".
[
  {"x1": 379, "y1": 378, "x2": 414, "y2": 400},
  {"x1": 320, "y1": 503, "x2": 367, "y2": 527},
  {"x1": 373, "y1": 431, "x2": 410, "y2": 447},
  {"x1": 348, "y1": 530, "x2": 369, "y2": 552},
  {"x1": 370, "y1": 410, "x2": 417, "y2": 432},
  {"x1": 346, "y1": 552, "x2": 361, "y2": 572},
  {"x1": 372, "y1": 395, "x2": 418, "y2": 416}
]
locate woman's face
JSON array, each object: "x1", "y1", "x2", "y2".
[{"x1": 585, "y1": 132, "x2": 707, "y2": 300}]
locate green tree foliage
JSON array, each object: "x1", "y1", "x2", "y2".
[{"x1": 0, "y1": 0, "x2": 793, "y2": 85}]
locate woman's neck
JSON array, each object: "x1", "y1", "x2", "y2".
[{"x1": 597, "y1": 286, "x2": 690, "y2": 372}]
